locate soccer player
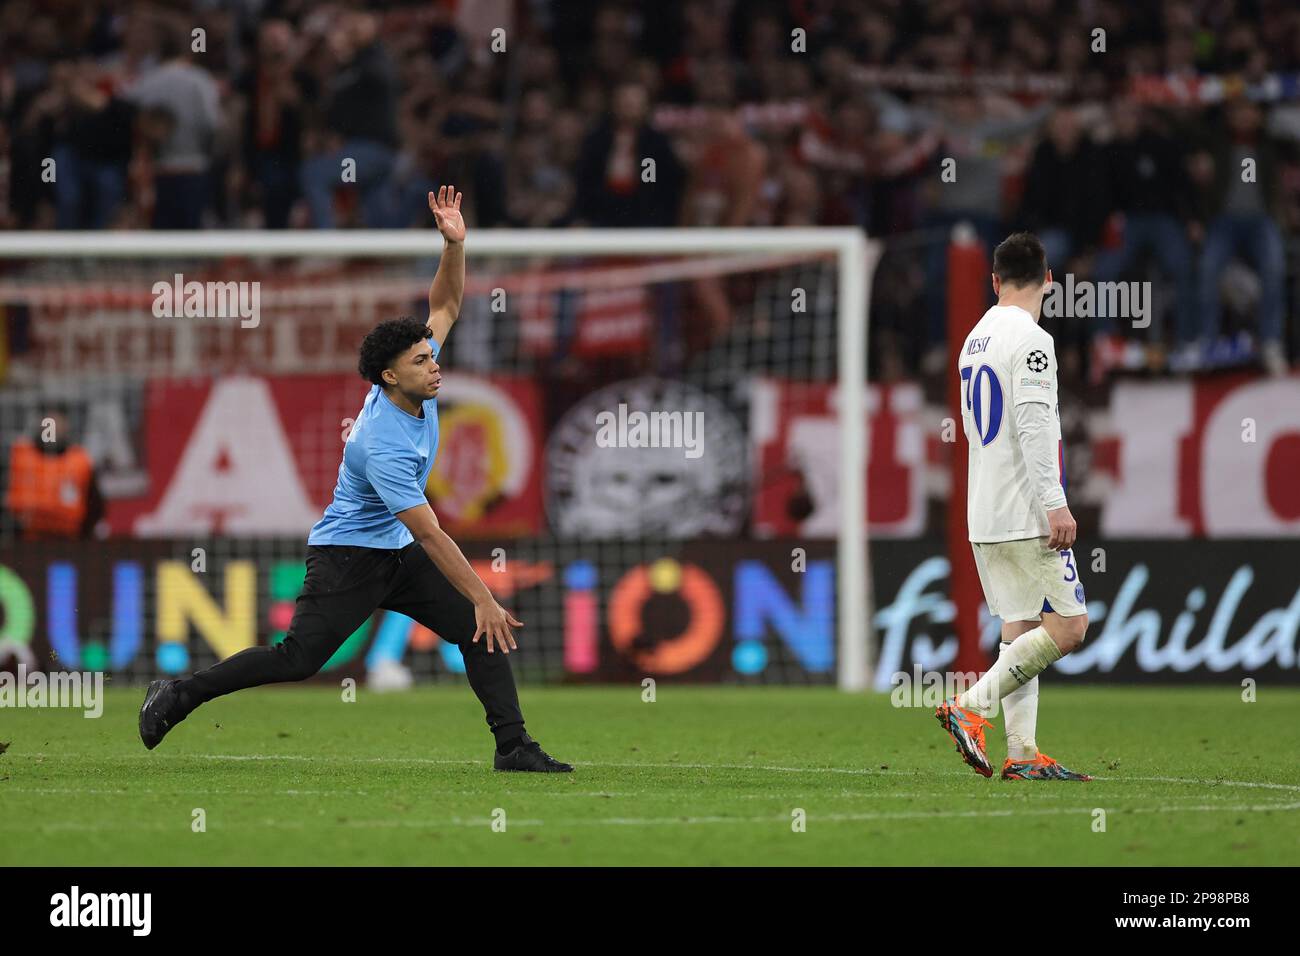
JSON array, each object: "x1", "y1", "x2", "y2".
[
  {"x1": 140, "y1": 187, "x2": 573, "y2": 772},
  {"x1": 935, "y1": 231, "x2": 1091, "y2": 781}
]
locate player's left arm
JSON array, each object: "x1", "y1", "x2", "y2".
[
  {"x1": 1011, "y1": 334, "x2": 1075, "y2": 550},
  {"x1": 393, "y1": 503, "x2": 522, "y2": 655},
  {"x1": 426, "y1": 186, "x2": 466, "y2": 347}
]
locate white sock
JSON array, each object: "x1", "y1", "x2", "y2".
[
  {"x1": 957, "y1": 626, "x2": 1060, "y2": 718},
  {"x1": 999, "y1": 640, "x2": 1039, "y2": 761}
]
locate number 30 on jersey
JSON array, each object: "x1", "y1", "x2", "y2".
[{"x1": 960, "y1": 364, "x2": 1004, "y2": 446}]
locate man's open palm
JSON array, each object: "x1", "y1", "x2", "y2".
[{"x1": 429, "y1": 186, "x2": 465, "y2": 243}]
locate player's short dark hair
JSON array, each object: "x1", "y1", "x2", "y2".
[
  {"x1": 357, "y1": 316, "x2": 433, "y2": 386},
  {"x1": 992, "y1": 232, "x2": 1048, "y2": 289}
]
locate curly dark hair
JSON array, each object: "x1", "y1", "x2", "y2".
[{"x1": 357, "y1": 316, "x2": 433, "y2": 386}]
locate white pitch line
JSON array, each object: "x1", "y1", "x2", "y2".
[
  {"x1": 0, "y1": 786, "x2": 640, "y2": 799},
  {"x1": 13, "y1": 752, "x2": 1300, "y2": 795},
  {"x1": 1101, "y1": 775, "x2": 1300, "y2": 793},
  {"x1": 0, "y1": 786, "x2": 374, "y2": 797},
  {"x1": 575, "y1": 802, "x2": 1300, "y2": 825},
  {"x1": 0, "y1": 800, "x2": 1296, "y2": 833},
  {"x1": 0, "y1": 785, "x2": 1279, "y2": 805}
]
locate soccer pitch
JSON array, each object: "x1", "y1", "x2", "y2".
[{"x1": 2, "y1": 685, "x2": 1297, "y2": 866}]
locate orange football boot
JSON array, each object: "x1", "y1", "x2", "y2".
[
  {"x1": 1001, "y1": 752, "x2": 1092, "y2": 781},
  {"x1": 934, "y1": 697, "x2": 993, "y2": 777}
]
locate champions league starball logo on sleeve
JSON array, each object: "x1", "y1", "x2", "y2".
[{"x1": 546, "y1": 378, "x2": 748, "y2": 538}]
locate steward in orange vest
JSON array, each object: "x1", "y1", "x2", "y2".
[{"x1": 4, "y1": 432, "x2": 103, "y2": 540}]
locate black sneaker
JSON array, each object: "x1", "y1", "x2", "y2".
[
  {"x1": 139, "y1": 679, "x2": 186, "y2": 750},
  {"x1": 493, "y1": 733, "x2": 573, "y2": 772}
]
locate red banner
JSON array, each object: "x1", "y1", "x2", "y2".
[
  {"x1": 107, "y1": 373, "x2": 544, "y2": 537},
  {"x1": 1091, "y1": 373, "x2": 1300, "y2": 537},
  {"x1": 750, "y1": 379, "x2": 926, "y2": 538}
]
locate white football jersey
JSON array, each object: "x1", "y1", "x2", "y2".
[{"x1": 958, "y1": 304, "x2": 1062, "y2": 542}]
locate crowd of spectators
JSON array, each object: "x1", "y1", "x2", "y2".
[{"x1": 3, "y1": 0, "x2": 1300, "y2": 381}]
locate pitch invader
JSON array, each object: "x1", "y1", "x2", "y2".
[
  {"x1": 936, "y1": 232, "x2": 1091, "y2": 781},
  {"x1": 139, "y1": 188, "x2": 572, "y2": 772}
]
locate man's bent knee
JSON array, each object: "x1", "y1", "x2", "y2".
[
  {"x1": 1044, "y1": 613, "x2": 1088, "y2": 655},
  {"x1": 274, "y1": 639, "x2": 327, "y2": 682}
]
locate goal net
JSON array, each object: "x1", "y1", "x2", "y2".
[{"x1": 0, "y1": 230, "x2": 875, "y2": 690}]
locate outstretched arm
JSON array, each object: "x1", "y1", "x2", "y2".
[
  {"x1": 427, "y1": 186, "x2": 466, "y2": 347},
  {"x1": 394, "y1": 502, "x2": 522, "y2": 655}
]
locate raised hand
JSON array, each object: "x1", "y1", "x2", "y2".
[{"x1": 428, "y1": 186, "x2": 465, "y2": 243}]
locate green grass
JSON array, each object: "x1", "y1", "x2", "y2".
[{"x1": 1, "y1": 685, "x2": 1298, "y2": 865}]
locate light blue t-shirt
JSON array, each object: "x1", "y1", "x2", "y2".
[{"x1": 308, "y1": 365, "x2": 440, "y2": 549}]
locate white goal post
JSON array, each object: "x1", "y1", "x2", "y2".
[{"x1": 0, "y1": 227, "x2": 879, "y2": 690}]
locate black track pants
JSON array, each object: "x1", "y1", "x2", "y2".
[{"x1": 176, "y1": 543, "x2": 525, "y2": 743}]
